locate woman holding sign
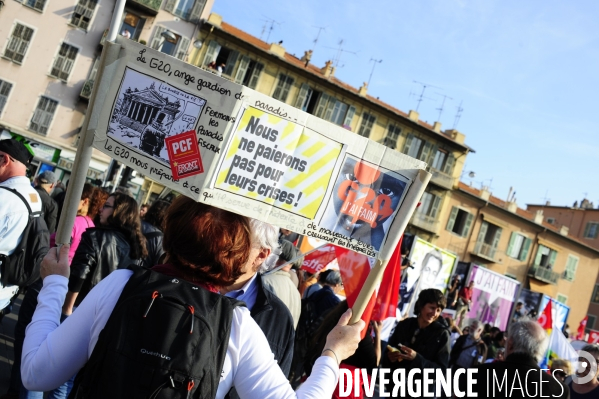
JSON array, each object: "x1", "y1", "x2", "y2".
[{"x1": 21, "y1": 197, "x2": 363, "y2": 398}]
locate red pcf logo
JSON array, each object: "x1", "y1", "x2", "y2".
[{"x1": 165, "y1": 130, "x2": 204, "y2": 180}]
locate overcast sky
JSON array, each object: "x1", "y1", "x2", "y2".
[{"x1": 212, "y1": 0, "x2": 599, "y2": 208}]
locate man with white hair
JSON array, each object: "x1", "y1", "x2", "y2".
[
  {"x1": 221, "y1": 219, "x2": 295, "y2": 384},
  {"x1": 449, "y1": 319, "x2": 487, "y2": 368},
  {"x1": 458, "y1": 318, "x2": 569, "y2": 398}
]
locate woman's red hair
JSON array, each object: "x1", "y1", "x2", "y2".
[{"x1": 163, "y1": 196, "x2": 251, "y2": 287}]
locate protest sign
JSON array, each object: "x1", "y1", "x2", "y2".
[
  {"x1": 399, "y1": 237, "x2": 458, "y2": 316},
  {"x1": 589, "y1": 330, "x2": 599, "y2": 344},
  {"x1": 463, "y1": 265, "x2": 521, "y2": 330},
  {"x1": 88, "y1": 37, "x2": 430, "y2": 263},
  {"x1": 539, "y1": 295, "x2": 571, "y2": 332}
]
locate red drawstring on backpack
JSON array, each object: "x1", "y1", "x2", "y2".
[
  {"x1": 188, "y1": 305, "x2": 194, "y2": 334},
  {"x1": 187, "y1": 380, "x2": 195, "y2": 399},
  {"x1": 144, "y1": 291, "x2": 159, "y2": 318}
]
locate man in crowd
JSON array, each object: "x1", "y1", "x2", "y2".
[
  {"x1": 455, "y1": 280, "x2": 474, "y2": 328},
  {"x1": 34, "y1": 170, "x2": 58, "y2": 234},
  {"x1": 221, "y1": 219, "x2": 295, "y2": 384},
  {"x1": 459, "y1": 318, "x2": 569, "y2": 398},
  {"x1": 449, "y1": 319, "x2": 487, "y2": 368},
  {"x1": 0, "y1": 139, "x2": 42, "y2": 318},
  {"x1": 262, "y1": 240, "x2": 302, "y2": 328}
]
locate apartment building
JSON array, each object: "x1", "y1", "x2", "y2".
[
  {"x1": 0, "y1": 0, "x2": 212, "y2": 185},
  {"x1": 434, "y1": 182, "x2": 599, "y2": 327}
]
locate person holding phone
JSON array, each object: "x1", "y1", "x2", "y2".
[{"x1": 381, "y1": 289, "x2": 450, "y2": 397}]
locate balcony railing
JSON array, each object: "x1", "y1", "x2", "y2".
[
  {"x1": 528, "y1": 266, "x2": 560, "y2": 284},
  {"x1": 80, "y1": 79, "x2": 94, "y2": 101},
  {"x1": 429, "y1": 168, "x2": 455, "y2": 190},
  {"x1": 409, "y1": 212, "x2": 439, "y2": 234},
  {"x1": 127, "y1": 0, "x2": 162, "y2": 15},
  {"x1": 472, "y1": 241, "x2": 497, "y2": 260}
]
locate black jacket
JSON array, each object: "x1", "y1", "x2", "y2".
[
  {"x1": 69, "y1": 227, "x2": 135, "y2": 304},
  {"x1": 226, "y1": 274, "x2": 295, "y2": 399},
  {"x1": 35, "y1": 186, "x2": 58, "y2": 234},
  {"x1": 458, "y1": 353, "x2": 569, "y2": 398},
  {"x1": 140, "y1": 221, "x2": 164, "y2": 269}
]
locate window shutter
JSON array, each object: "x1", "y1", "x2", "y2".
[
  {"x1": 430, "y1": 195, "x2": 441, "y2": 218},
  {"x1": 175, "y1": 36, "x2": 190, "y2": 60},
  {"x1": 323, "y1": 99, "x2": 335, "y2": 121},
  {"x1": 188, "y1": 0, "x2": 206, "y2": 21},
  {"x1": 74, "y1": 3, "x2": 86, "y2": 16},
  {"x1": 492, "y1": 228, "x2": 502, "y2": 252},
  {"x1": 463, "y1": 212, "x2": 474, "y2": 237},
  {"x1": 534, "y1": 245, "x2": 545, "y2": 266},
  {"x1": 520, "y1": 237, "x2": 532, "y2": 261},
  {"x1": 224, "y1": 50, "x2": 239, "y2": 76},
  {"x1": 548, "y1": 250, "x2": 558, "y2": 269},
  {"x1": 281, "y1": 76, "x2": 294, "y2": 102},
  {"x1": 344, "y1": 105, "x2": 356, "y2": 127},
  {"x1": 150, "y1": 26, "x2": 167, "y2": 50},
  {"x1": 163, "y1": 0, "x2": 176, "y2": 13},
  {"x1": 294, "y1": 83, "x2": 310, "y2": 109},
  {"x1": 201, "y1": 40, "x2": 220, "y2": 67},
  {"x1": 419, "y1": 141, "x2": 432, "y2": 162},
  {"x1": 584, "y1": 223, "x2": 591, "y2": 238},
  {"x1": 315, "y1": 93, "x2": 330, "y2": 118},
  {"x1": 234, "y1": 55, "x2": 250, "y2": 84},
  {"x1": 474, "y1": 222, "x2": 488, "y2": 254},
  {"x1": 443, "y1": 152, "x2": 455, "y2": 174},
  {"x1": 402, "y1": 134, "x2": 414, "y2": 155},
  {"x1": 272, "y1": 74, "x2": 284, "y2": 100},
  {"x1": 506, "y1": 232, "x2": 516, "y2": 258},
  {"x1": 248, "y1": 62, "x2": 263, "y2": 89},
  {"x1": 446, "y1": 206, "x2": 458, "y2": 232}
]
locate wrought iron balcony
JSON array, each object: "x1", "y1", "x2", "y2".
[
  {"x1": 472, "y1": 241, "x2": 497, "y2": 261},
  {"x1": 409, "y1": 212, "x2": 440, "y2": 234},
  {"x1": 127, "y1": 0, "x2": 162, "y2": 15},
  {"x1": 528, "y1": 266, "x2": 560, "y2": 284},
  {"x1": 80, "y1": 79, "x2": 94, "y2": 101},
  {"x1": 429, "y1": 168, "x2": 455, "y2": 190}
]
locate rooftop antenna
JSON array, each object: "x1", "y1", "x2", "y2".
[
  {"x1": 324, "y1": 39, "x2": 357, "y2": 69},
  {"x1": 453, "y1": 100, "x2": 464, "y2": 129},
  {"x1": 435, "y1": 93, "x2": 453, "y2": 122},
  {"x1": 259, "y1": 17, "x2": 281, "y2": 42},
  {"x1": 311, "y1": 25, "x2": 326, "y2": 51},
  {"x1": 413, "y1": 80, "x2": 441, "y2": 111},
  {"x1": 542, "y1": 190, "x2": 550, "y2": 206},
  {"x1": 367, "y1": 58, "x2": 383, "y2": 90}
]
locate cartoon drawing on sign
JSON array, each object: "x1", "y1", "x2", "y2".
[
  {"x1": 320, "y1": 156, "x2": 409, "y2": 252},
  {"x1": 108, "y1": 68, "x2": 205, "y2": 165}
]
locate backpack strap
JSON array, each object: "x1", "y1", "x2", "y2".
[{"x1": 0, "y1": 186, "x2": 33, "y2": 215}]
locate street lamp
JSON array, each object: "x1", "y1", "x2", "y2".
[{"x1": 158, "y1": 30, "x2": 177, "y2": 53}]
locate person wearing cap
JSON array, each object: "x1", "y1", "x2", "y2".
[
  {"x1": 0, "y1": 138, "x2": 44, "y2": 317},
  {"x1": 34, "y1": 170, "x2": 59, "y2": 234},
  {"x1": 262, "y1": 240, "x2": 302, "y2": 328}
]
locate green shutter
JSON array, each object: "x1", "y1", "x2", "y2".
[
  {"x1": 175, "y1": 36, "x2": 190, "y2": 60},
  {"x1": 548, "y1": 250, "x2": 558, "y2": 269},
  {"x1": 475, "y1": 222, "x2": 488, "y2": 254},
  {"x1": 315, "y1": 93, "x2": 331, "y2": 118},
  {"x1": 248, "y1": 62, "x2": 263, "y2": 89},
  {"x1": 491, "y1": 227, "x2": 502, "y2": 257},
  {"x1": 446, "y1": 206, "x2": 458, "y2": 232},
  {"x1": 444, "y1": 152, "x2": 455, "y2": 174},
  {"x1": 188, "y1": 0, "x2": 206, "y2": 21},
  {"x1": 419, "y1": 141, "x2": 432, "y2": 162},
  {"x1": 323, "y1": 99, "x2": 336, "y2": 121},
  {"x1": 430, "y1": 195, "x2": 441, "y2": 218},
  {"x1": 344, "y1": 105, "x2": 356, "y2": 127},
  {"x1": 294, "y1": 83, "x2": 310, "y2": 109},
  {"x1": 271, "y1": 74, "x2": 285, "y2": 100},
  {"x1": 534, "y1": 245, "x2": 545, "y2": 266},
  {"x1": 163, "y1": 0, "x2": 176, "y2": 13},
  {"x1": 463, "y1": 212, "x2": 474, "y2": 237},
  {"x1": 150, "y1": 26, "x2": 167, "y2": 50},
  {"x1": 234, "y1": 55, "x2": 250, "y2": 84},
  {"x1": 506, "y1": 233, "x2": 516, "y2": 258},
  {"x1": 223, "y1": 50, "x2": 239, "y2": 76},
  {"x1": 201, "y1": 40, "x2": 220, "y2": 67},
  {"x1": 402, "y1": 134, "x2": 414, "y2": 155},
  {"x1": 520, "y1": 237, "x2": 532, "y2": 261}
]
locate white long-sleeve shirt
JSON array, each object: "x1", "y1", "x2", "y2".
[{"x1": 22, "y1": 270, "x2": 338, "y2": 399}]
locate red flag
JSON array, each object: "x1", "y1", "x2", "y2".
[
  {"x1": 538, "y1": 301, "x2": 553, "y2": 332},
  {"x1": 371, "y1": 238, "x2": 402, "y2": 322},
  {"x1": 577, "y1": 316, "x2": 588, "y2": 340},
  {"x1": 334, "y1": 247, "x2": 376, "y2": 338},
  {"x1": 300, "y1": 244, "x2": 337, "y2": 274}
]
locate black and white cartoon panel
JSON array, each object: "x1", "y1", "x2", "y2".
[{"x1": 108, "y1": 68, "x2": 207, "y2": 166}]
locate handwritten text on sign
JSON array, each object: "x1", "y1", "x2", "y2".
[{"x1": 215, "y1": 107, "x2": 342, "y2": 218}]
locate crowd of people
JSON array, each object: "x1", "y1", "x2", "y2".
[{"x1": 1, "y1": 136, "x2": 599, "y2": 398}]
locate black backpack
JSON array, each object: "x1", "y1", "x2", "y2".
[
  {"x1": 0, "y1": 187, "x2": 49, "y2": 287},
  {"x1": 288, "y1": 294, "x2": 320, "y2": 384},
  {"x1": 69, "y1": 267, "x2": 241, "y2": 399}
]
